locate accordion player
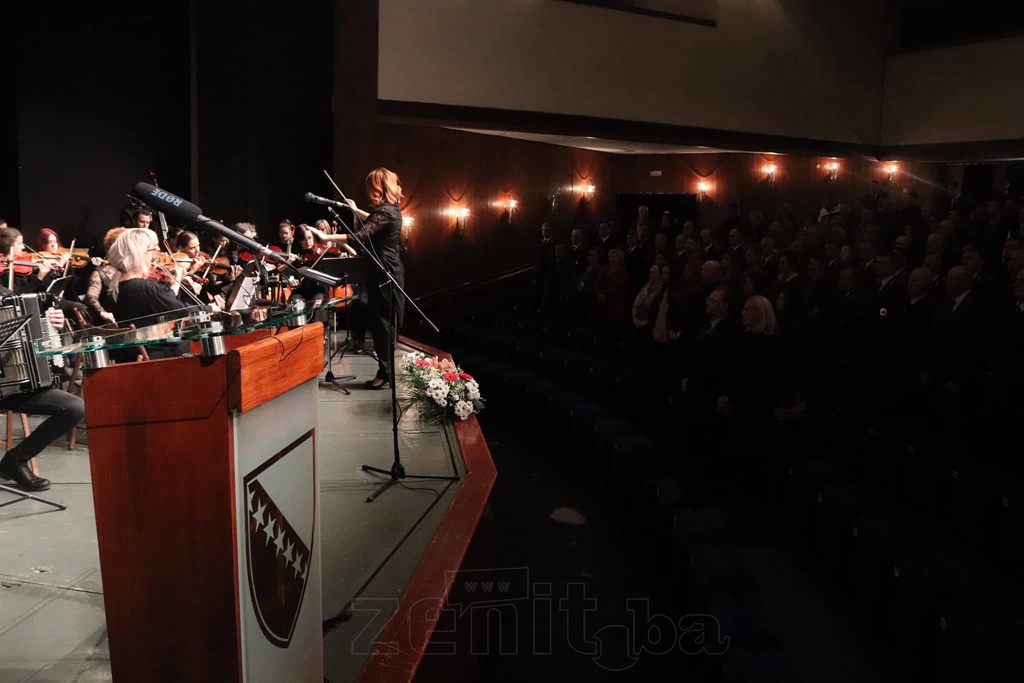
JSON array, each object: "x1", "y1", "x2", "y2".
[{"x1": 0, "y1": 287, "x2": 85, "y2": 492}]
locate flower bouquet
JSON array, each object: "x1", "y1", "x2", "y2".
[{"x1": 398, "y1": 351, "x2": 484, "y2": 424}]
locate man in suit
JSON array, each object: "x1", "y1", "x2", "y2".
[
  {"x1": 856, "y1": 238, "x2": 878, "y2": 293},
  {"x1": 535, "y1": 222, "x2": 557, "y2": 306},
  {"x1": 922, "y1": 266, "x2": 983, "y2": 395},
  {"x1": 700, "y1": 228, "x2": 721, "y2": 262},
  {"x1": 569, "y1": 229, "x2": 588, "y2": 277},
  {"x1": 679, "y1": 285, "x2": 740, "y2": 429}
]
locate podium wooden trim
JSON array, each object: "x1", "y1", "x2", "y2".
[{"x1": 83, "y1": 323, "x2": 323, "y2": 683}]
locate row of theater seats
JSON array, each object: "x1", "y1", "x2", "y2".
[
  {"x1": 441, "y1": 309, "x2": 1023, "y2": 681},
  {"x1": 444, "y1": 313, "x2": 792, "y2": 682}
]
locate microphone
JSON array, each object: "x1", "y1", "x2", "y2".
[
  {"x1": 132, "y1": 182, "x2": 341, "y2": 287},
  {"x1": 304, "y1": 192, "x2": 349, "y2": 212}
]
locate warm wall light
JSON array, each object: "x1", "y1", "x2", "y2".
[
  {"x1": 828, "y1": 161, "x2": 839, "y2": 181},
  {"x1": 402, "y1": 215, "x2": 414, "y2": 240},
  {"x1": 697, "y1": 181, "x2": 709, "y2": 203},
  {"x1": 886, "y1": 163, "x2": 898, "y2": 185},
  {"x1": 455, "y1": 207, "x2": 469, "y2": 234},
  {"x1": 764, "y1": 164, "x2": 777, "y2": 187},
  {"x1": 505, "y1": 199, "x2": 518, "y2": 223}
]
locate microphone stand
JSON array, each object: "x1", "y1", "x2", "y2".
[{"x1": 321, "y1": 204, "x2": 455, "y2": 504}]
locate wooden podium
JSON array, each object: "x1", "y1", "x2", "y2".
[{"x1": 83, "y1": 323, "x2": 325, "y2": 683}]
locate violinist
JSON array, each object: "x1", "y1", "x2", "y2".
[
  {"x1": 275, "y1": 220, "x2": 295, "y2": 254},
  {"x1": 0, "y1": 227, "x2": 53, "y2": 294},
  {"x1": 83, "y1": 227, "x2": 125, "y2": 324},
  {"x1": 0, "y1": 295, "x2": 84, "y2": 492},
  {"x1": 107, "y1": 228, "x2": 190, "y2": 359},
  {"x1": 225, "y1": 222, "x2": 258, "y2": 266},
  {"x1": 288, "y1": 225, "x2": 331, "y2": 308},
  {"x1": 132, "y1": 208, "x2": 154, "y2": 231}
]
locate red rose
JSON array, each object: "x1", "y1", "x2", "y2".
[
  {"x1": 442, "y1": 372, "x2": 459, "y2": 382},
  {"x1": 459, "y1": 372, "x2": 474, "y2": 381},
  {"x1": 414, "y1": 359, "x2": 431, "y2": 366}
]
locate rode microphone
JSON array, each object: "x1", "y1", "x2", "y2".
[{"x1": 132, "y1": 182, "x2": 341, "y2": 287}]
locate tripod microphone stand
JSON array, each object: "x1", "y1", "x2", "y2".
[{"x1": 321, "y1": 199, "x2": 458, "y2": 503}]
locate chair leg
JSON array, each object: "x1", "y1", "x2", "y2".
[
  {"x1": 4, "y1": 410, "x2": 11, "y2": 449},
  {"x1": 69, "y1": 427, "x2": 77, "y2": 450},
  {"x1": 19, "y1": 413, "x2": 30, "y2": 438}
]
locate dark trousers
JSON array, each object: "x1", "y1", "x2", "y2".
[
  {"x1": 0, "y1": 388, "x2": 85, "y2": 463},
  {"x1": 367, "y1": 270, "x2": 404, "y2": 380}
]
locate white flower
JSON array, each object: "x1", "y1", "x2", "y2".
[
  {"x1": 428, "y1": 377, "x2": 446, "y2": 391},
  {"x1": 433, "y1": 394, "x2": 448, "y2": 407},
  {"x1": 466, "y1": 381, "x2": 481, "y2": 401},
  {"x1": 454, "y1": 400, "x2": 473, "y2": 420}
]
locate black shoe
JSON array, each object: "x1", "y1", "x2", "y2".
[
  {"x1": 365, "y1": 377, "x2": 390, "y2": 389},
  {"x1": 0, "y1": 459, "x2": 51, "y2": 492}
]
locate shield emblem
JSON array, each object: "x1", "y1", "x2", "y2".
[{"x1": 243, "y1": 430, "x2": 316, "y2": 648}]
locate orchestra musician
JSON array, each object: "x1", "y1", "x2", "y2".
[
  {"x1": 306, "y1": 167, "x2": 405, "y2": 389},
  {"x1": 83, "y1": 227, "x2": 126, "y2": 324},
  {"x1": 0, "y1": 227, "x2": 54, "y2": 293},
  {"x1": 0, "y1": 292, "x2": 85, "y2": 492},
  {"x1": 106, "y1": 228, "x2": 191, "y2": 359}
]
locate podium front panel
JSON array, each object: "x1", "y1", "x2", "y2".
[{"x1": 233, "y1": 379, "x2": 323, "y2": 683}]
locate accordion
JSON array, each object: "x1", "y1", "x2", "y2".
[{"x1": 0, "y1": 293, "x2": 63, "y2": 397}]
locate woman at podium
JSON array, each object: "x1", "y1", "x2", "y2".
[{"x1": 307, "y1": 167, "x2": 404, "y2": 389}]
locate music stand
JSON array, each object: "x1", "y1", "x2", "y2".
[
  {"x1": 315, "y1": 257, "x2": 369, "y2": 394},
  {"x1": 0, "y1": 315, "x2": 67, "y2": 511}
]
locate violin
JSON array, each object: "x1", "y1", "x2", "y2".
[
  {"x1": 301, "y1": 244, "x2": 340, "y2": 265},
  {"x1": 238, "y1": 244, "x2": 282, "y2": 263},
  {"x1": 147, "y1": 252, "x2": 178, "y2": 283},
  {"x1": 0, "y1": 255, "x2": 41, "y2": 276}
]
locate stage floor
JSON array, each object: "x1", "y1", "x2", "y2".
[{"x1": 0, "y1": 340, "x2": 465, "y2": 683}]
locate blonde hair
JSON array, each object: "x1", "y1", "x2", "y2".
[
  {"x1": 107, "y1": 228, "x2": 156, "y2": 299},
  {"x1": 744, "y1": 295, "x2": 777, "y2": 334},
  {"x1": 365, "y1": 167, "x2": 403, "y2": 207}
]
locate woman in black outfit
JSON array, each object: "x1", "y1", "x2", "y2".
[
  {"x1": 106, "y1": 228, "x2": 191, "y2": 359},
  {"x1": 308, "y1": 167, "x2": 405, "y2": 389}
]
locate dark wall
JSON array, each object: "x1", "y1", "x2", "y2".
[
  {"x1": 8, "y1": 4, "x2": 190, "y2": 248},
  {"x1": 6, "y1": 2, "x2": 333, "y2": 251},
  {"x1": 195, "y1": 1, "x2": 333, "y2": 239}
]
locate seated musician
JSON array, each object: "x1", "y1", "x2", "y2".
[
  {"x1": 106, "y1": 228, "x2": 191, "y2": 360},
  {"x1": 0, "y1": 227, "x2": 54, "y2": 294},
  {"x1": 288, "y1": 225, "x2": 332, "y2": 307},
  {"x1": 0, "y1": 296, "x2": 85, "y2": 492},
  {"x1": 83, "y1": 227, "x2": 126, "y2": 325}
]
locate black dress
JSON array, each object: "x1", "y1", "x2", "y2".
[
  {"x1": 355, "y1": 204, "x2": 405, "y2": 379},
  {"x1": 112, "y1": 278, "x2": 191, "y2": 359}
]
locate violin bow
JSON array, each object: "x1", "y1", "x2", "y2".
[{"x1": 201, "y1": 243, "x2": 224, "y2": 280}]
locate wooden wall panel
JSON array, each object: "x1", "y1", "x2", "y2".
[
  {"x1": 375, "y1": 124, "x2": 616, "y2": 296},
  {"x1": 360, "y1": 124, "x2": 946, "y2": 301}
]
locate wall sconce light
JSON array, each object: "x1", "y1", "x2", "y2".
[
  {"x1": 886, "y1": 163, "x2": 898, "y2": 186},
  {"x1": 580, "y1": 183, "x2": 595, "y2": 199},
  {"x1": 764, "y1": 164, "x2": 777, "y2": 187},
  {"x1": 505, "y1": 199, "x2": 518, "y2": 223},
  {"x1": 827, "y1": 161, "x2": 839, "y2": 182},
  {"x1": 455, "y1": 207, "x2": 469, "y2": 234},
  {"x1": 402, "y1": 215, "x2": 414, "y2": 241},
  {"x1": 697, "y1": 181, "x2": 709, "y2": 203}
]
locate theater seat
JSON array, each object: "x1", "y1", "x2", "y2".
[
  {"x1": 846, "y1": 514, "x2": 922, "y2": 616},
  {"x1": 721, "y1": 646, "x2": 790, "y2": 683},
  {"x1": 811, "y1": 485, "x2": 873, "y2": 583},
  {"x1": 687, "y1": 542, "x2": 758, "y2": 610}
]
